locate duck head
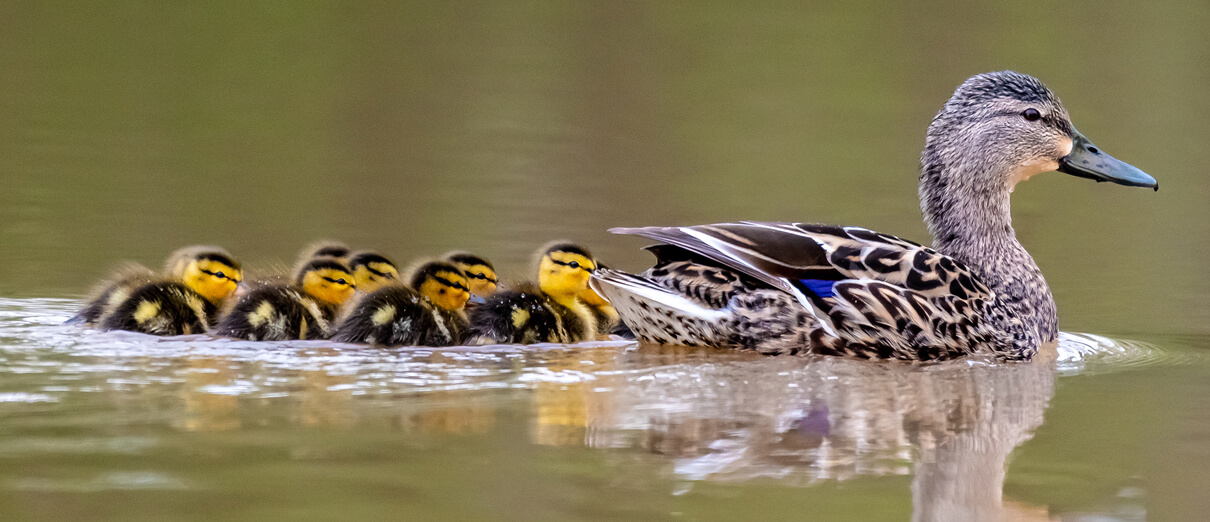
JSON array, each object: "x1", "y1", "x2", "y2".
[
  {"x1": 445, "y1": 252, "x2": 499, "y2": 301},
  {"x1": 411, "y1": 261, "x2": 472, "y2": 312},
  {"x1": 348, "y1": 251, "x2": 400, "y2": 294},
  {"x1": 297, "y1": 258, "x2": 357, "y2": 308},
  {"x1": 921, "y1": 71, "x2": 1156, "y2": 244},
  {"x1": 169, "y1": 246, "x2": 243, "y2": 305},
  {"x1": 537, "y1": 242, "x2": 596, "y2": 300}
]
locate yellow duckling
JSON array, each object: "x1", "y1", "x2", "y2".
[
  {"x1": 348, "y1": 251, "x2": 401, "y2": 294},
  {"x1": 97, "y1": 247, "x2": 244, "y2": 335},
  {"x1": 466, "y1": 242, "x2": 598, "y2": 344},
  {"x1": 214, "y1": 258, "x2": 357, "y2": 341},
  {"x1": 332, "y1": 261, "x2": 471, "y2": 347},
  {"x1": 444, "y1": 252, "x2": 499, "y2": 303}
]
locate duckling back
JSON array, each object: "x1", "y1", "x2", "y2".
[
  {"x1": 98, "y1": 281, "x2": 216, "y2": 336},
  {"x1": 332, "y1": 286, "x2": 465, "y2": 347},
  {"x1": 68, "y1": 264, "x2": 156, "y2": 326},
  {"x1": 213, "y1": 286, "x2": 328, "y2": 341},
  {"x1": 467, "y1": 283, "x2": 585, "y2": 345}
]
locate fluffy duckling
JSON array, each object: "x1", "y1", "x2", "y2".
[
  {"x1": 214, "y1": 258, "x2": 357, "y2": 341},
  {"x1": 69, "y1": 263, "x2": 157, "y2": 326},
  {"x1": 445, "y1": 252, "x2": 499, "y2": 302},
  {"x1": 97, "y1": 247, "x2": 244, "y2": 335},
  {"x1": 332, "y1": 261, "x2": 471, "y2": 347},
  {"x1": 466, "y1": 243, "x2": 598, "y2": 344},
  {"x1": 239, "y1": 241, "x2": 354, "y2": 295},
  {"x1": 348, "y1": 251, "x2": 401, "y2": 294}
]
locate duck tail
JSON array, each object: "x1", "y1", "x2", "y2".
[{"x1": 589, "y1": 268, "x2": 730, "y2": 347}]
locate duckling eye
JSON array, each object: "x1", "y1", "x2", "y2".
[
  {"x1": 1022, "y1": 108, "x2": 1041, "y2": 122},
  {"x1": 336, "y1": 278, "x2": 347, "y2": 285},
  {"x1": 568, "y1": 261, "x2": 580, "y2": 269},
  {"x1": 214, "y1": 271, "x2": 226, "y2": 279}
]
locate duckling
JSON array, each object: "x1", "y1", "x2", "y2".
[
  {"x1": 68, "y1": 263, "x2": 157, "y2": 326},
  {"x1": 444, "y1": 252, "x2": 499, "y2": 302},
  {"x1": 239, "y1": 241, "x2": 354, "y2": 295},
  {"x1": 348, "y1": 251, "x2": 401, "y2": 294},
  {"x1": 332, "y1": 261, "x2": 471, "y2": 347},
  {"x1": 98, "y1": 248, "x2": 244, "y2": 335},
  {"x1": 214, "y1": 258, "x2": 357, "y2": 341},
  {"x1": 466, "y1": 243, "x2": 598, "y2": 345}
]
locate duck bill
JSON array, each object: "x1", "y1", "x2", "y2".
[{"x1": 1057, "y1": 130, "x2": 1158, "y2": 191}]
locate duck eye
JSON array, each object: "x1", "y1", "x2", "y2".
[
  {"x1": 1022, "y1": 108, "x2": 1041, "y2": 122},
  {"x1": 568, "y1": 261, "x2": 580, "y2": 269},
  {"x1": 214, "y1": 272, "x2": 225, "y2": 279},
  {"x1": 336, "y1": 278, "x2": 347, "y2": 285}
]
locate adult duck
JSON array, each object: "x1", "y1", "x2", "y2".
[{"x1": 590, "y1": 71, "x2": 1157, "y2": 361}]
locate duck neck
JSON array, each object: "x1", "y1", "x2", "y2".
[
  {"x1": 918, "y1": 151, "x2": 1058, "y2": 351},
  {"x1": 919, "y1": 154, "x2": 1024, "y2": 281}
]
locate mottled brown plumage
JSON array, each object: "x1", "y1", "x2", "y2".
[{"x1": 593, "y1": 71, "x2": 1157, "y2": 360}]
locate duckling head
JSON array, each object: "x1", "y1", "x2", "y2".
[
  {"x1": 348, "y1": 251, "x2": 400, "y2": 293},
  {"x1": 537, "y1": 242, "x2": 596, "y2": 300},
  {"x1": 410, "y1": 261, "x2": 471, "y2": 312},
  {"x1": 175, "y1": 248, "x2": 244, "y2": 305},
  {"x1": 445, "y1": 252, "x2": 498, "y2": 298},
  {"x1": 297, "y1": 258, "x2": 357, "y2": 308}
]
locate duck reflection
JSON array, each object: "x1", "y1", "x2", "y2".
[
  {"x1": 296, "y1": 347, "x2": 359, "y2": 429},
  {"x1": 178, "y1": 356, "x2": 241, "y2": 432},
  {"x1": 531, "y1": 348, "x2": 620, "y2": 446},
  {"x1": 529, "y1": 344, "x2": 1056, "y2": 520}
]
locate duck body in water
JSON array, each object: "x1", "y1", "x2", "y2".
[{"x1": 591, "y1": 71, "x2": 1157, "y2": 361}]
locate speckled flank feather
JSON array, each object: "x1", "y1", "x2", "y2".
[
  {"x1": 593, "y1": 223, "x2": 1007, "y2": 359},
  {"x1": 332, "y1": 286, "x2": 467, "y2": 346},
  {"x1": 591, "y1": 71, "x2": 1130, "y2": 361},
  {"x1": 213, "y1": 287, "x2": 328, "y2": 341},
  {"x1": 99, "y1": 282, "x2": 216, "y2": 336}
]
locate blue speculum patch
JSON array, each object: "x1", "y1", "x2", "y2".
[{"x1": 800, "y1": 279, "x2": 836, "y2": 299}]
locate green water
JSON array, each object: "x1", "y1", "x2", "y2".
[{"x1": 1, "y1": 1, "x2": 1209, "y2": 520}]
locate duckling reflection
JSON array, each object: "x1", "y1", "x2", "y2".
[
  {"x1": 295, "y1": 347, "x2": 358, "y2": 429},
  {"x1": 177, "y1": 356, "x2": 242, "y2": 432},
  {"x1": 529, "y1": 345, "x2": 1055, "y2": 520},
  {"x1": 530, "y1": 348, "x2": 620, "y2": 447}
]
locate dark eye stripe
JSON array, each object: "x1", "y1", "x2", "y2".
[
  {"x1": 433, "y1": 276, "x2": 469, "y2": 292},
  {"x1": 321, "y1": 276, "x2": 352, "y2": 285},
  {"x1": 364, "y1": 265, "x2": 393, "y2": 278},
  {"x1": 549, "y1": 258, "x2": 592, "y2": 272},
  {"x1": 466, "y1": 272, "x2": 497, "y2": 283},
  {"x1": 200, "y1": 268, "x2": 239, "y2": 282}
]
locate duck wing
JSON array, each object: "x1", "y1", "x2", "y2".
[
  {"x1": 611, "y1": 222, "x2": 992, "y2": 302},
  {"x1": 611, "y1": 222, "x2": 1000, "y2": 359}
]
